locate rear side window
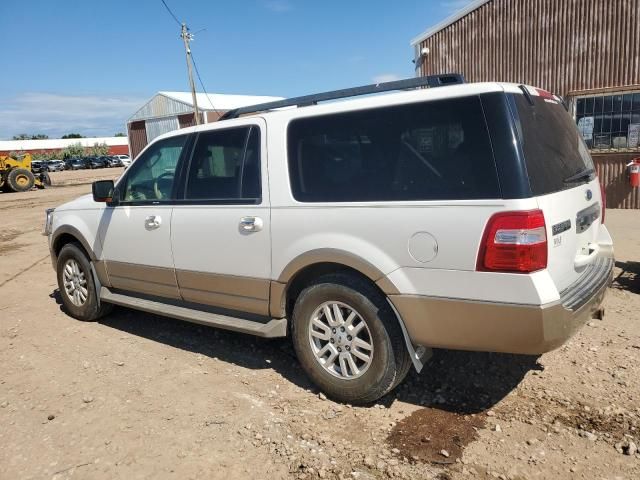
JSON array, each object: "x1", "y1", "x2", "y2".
[
  {"x1": 510, "y1": 93, "x2": 595, "y2": 195},
  {"x1": 185, "y1": 126, "x2": 261, "y2": 202},
  {"x1": 287, "y1": 96, "x2": 500, "y2": 202}
]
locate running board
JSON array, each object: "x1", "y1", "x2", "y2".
[{"x1": 100, "y1": 287, "x2": 287, "y2": 338}]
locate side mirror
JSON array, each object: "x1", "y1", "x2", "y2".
[{"x1": 92, "y1": 180, "x2": 115, "y2": 203}]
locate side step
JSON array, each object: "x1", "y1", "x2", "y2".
[{"x1": 100, "y1": 287, "x2": 287, "y2": 338}]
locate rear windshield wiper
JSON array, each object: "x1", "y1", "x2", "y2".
[{"x1": 563, "y1": 168, "x2": 595, "y2": 184}]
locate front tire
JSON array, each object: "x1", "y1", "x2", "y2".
[
  {"x1": 292, "y1": 273, "x2": 411, "y2": 405},
  {"x1": 7, "y1": 168, "x2": 35, "y2": 192},
  {"x1": 56, "y1": 243, "x2": 112, "y2": 321}
]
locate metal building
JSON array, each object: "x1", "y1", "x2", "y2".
[
  {"x1": 127, "y1": 92, "x2": 283, "y2": 159},
  {"x1": 412, "y1": 0, "x2": 640, "y2": 208}
]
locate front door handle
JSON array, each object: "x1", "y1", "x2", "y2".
[
  {"x1": 240, "y1": 216, "x2": 263, "y2": 232},
  {"x1": 144, "y1": 215, "x2": 162, "y2": 230}
]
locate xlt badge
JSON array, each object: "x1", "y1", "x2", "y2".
[{"x1": 552, "y1": 219, "x2": 571, "y2": 236}]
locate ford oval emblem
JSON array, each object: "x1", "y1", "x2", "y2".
[{"x1": 585, "y1": 189, "x2": 593, "y2": 201}]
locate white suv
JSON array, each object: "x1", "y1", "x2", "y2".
[{"x1": 44, "y1": 76, "x2": 613, "y2": 404}]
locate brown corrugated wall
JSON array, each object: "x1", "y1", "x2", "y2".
[
  {"x1": 419, "y1": 0, "x2": 640, "y2": 96},
  {"x1": 593, "y1": 152, "x2": 640, "y2": 209},
  {"x1": 127, "y1": 121, "x2": 147, "y2": 160},
  {"x1": 418, "y1": 0, "x2": 640, "y2": 208}
]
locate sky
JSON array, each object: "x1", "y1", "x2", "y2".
[{"x1": 0, "y1": 0, "x2": 473, "y2": 139}]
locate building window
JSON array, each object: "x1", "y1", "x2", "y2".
[{"x1": 574, "y1": 90, "x2": 640, "y2": 150}]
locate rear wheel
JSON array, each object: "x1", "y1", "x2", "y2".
[
  {"x1": 7, "y1": 168, "x2": 35, "y2": 192},
  {"x1": 56, "y1": 243, "x2": 112, "y2": 321},
  {"x1": 292, "y1": 273, "x2": 411, "y2": 405}
]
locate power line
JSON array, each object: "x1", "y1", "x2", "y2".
[
  {"x1": 159, "y1": 0, "x2": 219, "y2": 122},
  {"x1": 160, "y1": 0, "x2": 181, "y2": 26},
  {"x1": 191, "y1": 52, "x2": 222, "y2": 118}
]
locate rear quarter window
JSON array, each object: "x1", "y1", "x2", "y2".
[
  {"x1": 287, "y1": 96, "x2": 501, "y2": 202},
  {"x1": 510, "y1": 93, "x2": 595, "y2": 196}
]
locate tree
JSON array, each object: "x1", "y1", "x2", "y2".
[
  {"x1": 114, "y1": 132, "x2": 126, "y2": 137},
  {"x1": 90, "y1": 142, "x2": 109, "y2": 157},
  {"x1": 61, "y1": 143, "x2": 86, "y2": 159},
  {"x1": 61, "y1": 133, "x2": 84, "y2": 139},
  {"x1": 12, "y1": 133, "x2": 49, "y2": 140}
]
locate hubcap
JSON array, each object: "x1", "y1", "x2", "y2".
[
  {"x1": 308, "y1": 301, "x2": 374, "y2": 379},
  {"x1": 16, "y1": 174, "x2": 29, "y2": 186},
  {"x1": 62, "y1": 259, "x2": 89, "y2": 307}
]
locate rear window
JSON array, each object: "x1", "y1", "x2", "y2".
[
  {"x1": 510, "y1": 93, "x2": 595, "y2": 195},
  {"x1": 287, "y1": 96, "x2": 500, "y2": 202}
]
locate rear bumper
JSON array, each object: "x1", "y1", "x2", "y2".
[{"x1": 390, "y1": 256, "x2": 613, "y2": 355}]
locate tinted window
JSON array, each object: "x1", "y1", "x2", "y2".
[
  {"x1": 287, "y1": 96, "x2": 500, "y2": 202},
  {"x1": 185, "y1": 126, "x2": 261, "y2": 201},
  {"x1": 121, "y1": 135, "x2": 187, "y2": 202},
  {"x1": 511, "y1": 94, "x2": 594, "y2": 196}
]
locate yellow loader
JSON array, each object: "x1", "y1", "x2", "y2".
[{"x1": 0, "y1": 153, "x2": 51, "y2": 192}]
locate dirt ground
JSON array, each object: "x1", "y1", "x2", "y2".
[{"x1": 1, "y1": 175, "x2": 639, "y2": 479}]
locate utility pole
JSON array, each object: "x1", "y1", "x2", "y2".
[{"x1": 181, "y1": 23, "x2": 200, "y2": 125}]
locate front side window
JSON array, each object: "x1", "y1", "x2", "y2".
[
  {"x1": 120, "y1": 135, "x2": 187, "y2": 202},
  {"x1": 287, "y1": 96, "x2": 500, "y2": 202},
  {"x1": 184, "y1": 126, "x2": 261, "y2": 202}
]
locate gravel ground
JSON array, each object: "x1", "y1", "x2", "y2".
[{"x1": 0, "y1": 182, "x2": 639, "y2": 479}]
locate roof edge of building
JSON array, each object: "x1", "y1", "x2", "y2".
[{"x1": 410, "y1": 0, "x2": 492, "y2": 46}]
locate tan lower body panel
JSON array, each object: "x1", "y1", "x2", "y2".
[
  {"x1": 106, "y1": 261, "x2": 181, "y2": 299},
  {"x1": 269, "y1": 281, "x2": 286, "y2": 318},
  {"x1": 105, "y1": 262, "x2": 273, "y2": 317},
  {"x1": 389, "y1": 279, "x2": 608, "y2": 355},
  {"x1": 93, "y1": 260, "x2": 111, "y2": 287},
  {"x1": 176, "y1": 270, "x2": 270, "y2": 316}
]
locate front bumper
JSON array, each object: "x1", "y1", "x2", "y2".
[{"x1": 390, "y1": 256, "x2": 613, "y2": 355}]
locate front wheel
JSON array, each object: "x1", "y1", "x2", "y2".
[
  {"x1": 56, "y1": 243, "x2": 112, "y2": 321},
  {"x1": 291, "y1": 273, "x2": 411, "y2": 405}
]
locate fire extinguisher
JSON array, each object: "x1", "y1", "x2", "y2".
[{"x1": 628, "y1": 158, "x2": 640, "y2": 188}]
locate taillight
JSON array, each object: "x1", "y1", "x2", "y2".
[
  {"x1": 599, "y1": 179, "x2": 606, "y2": 224},
  {"x1": 477, "y1": 210, "x2": 548, "y2": 273}
]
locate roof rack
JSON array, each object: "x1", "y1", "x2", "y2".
[{"x1": 219, "y1": 73, "x2": 465, "y2": 120}]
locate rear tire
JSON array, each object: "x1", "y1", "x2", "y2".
[
  {"x1": 56, "y1": 243, "x2": 113, "y2": 321},
  {"x1": 7, "y1": 168, "x2": 35, "y2": 192},
  {"x1": 292, "y1": 273, "x2": 411, "y2": 405}
]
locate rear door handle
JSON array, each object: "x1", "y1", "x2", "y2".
[
  {"x1": 240, "y1": 216, "x2": 263, "y2": 232},
  {"x1": 144, "y1": 215, "x2": 162, "y2": 230}
]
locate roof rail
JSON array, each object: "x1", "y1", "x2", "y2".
[{"x1": 219, "y1": 73, "x2": 465, "y2": 120}]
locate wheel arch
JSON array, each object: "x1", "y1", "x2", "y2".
[
  {"x1": 271, "y1": 251, "x2": 427, "y2": 372},
  {"x1": 51, "y1": 226, "x2": 110, "y2": 288},
  {"x1": 52, "y1": 226, "x2": 96, "y2": 262}
]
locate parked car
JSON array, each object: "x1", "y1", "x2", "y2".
[
  {"x1": 113, "y1": 154, "x2": 131, "y2": 167},
  {"x1": 65, "y1": 158, "x2": 85, "y2": 170},
  {"x1": 44, "y1": 76, "x2": 613, "y2": 404},
  {"x1": 46, "y1": 160, "x2": 65, "y2": 172},
  {"x1": 31, "y1": 160, "x2": 45, "y2": 173},
  {"x1": 103, "y1": 156, "x2": 122, "y2": 167},
  {"x1": 83, "y1": 157, "x2": 106, "y2": 169}
]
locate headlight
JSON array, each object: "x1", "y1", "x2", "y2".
[{"x1": 43, "y1": 208, "x2": 54, "y2": 236}]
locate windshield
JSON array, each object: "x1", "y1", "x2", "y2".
[{"x1": 510, "y1": 93, "x2": 595, "y2": 195}]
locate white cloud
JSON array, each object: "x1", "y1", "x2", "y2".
[
  {"x1": 440, "y1": 0, "x2": 474, "y2": 14},
  {"x1": 263, "y1": 0, "x2": 292, "y2": 12},
  {"x1": 0, "y1": 92, "x2": 146, "y2": 139},
  {"x1": 372, "y1": 74, "x2": 402, "y2": 84}
]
